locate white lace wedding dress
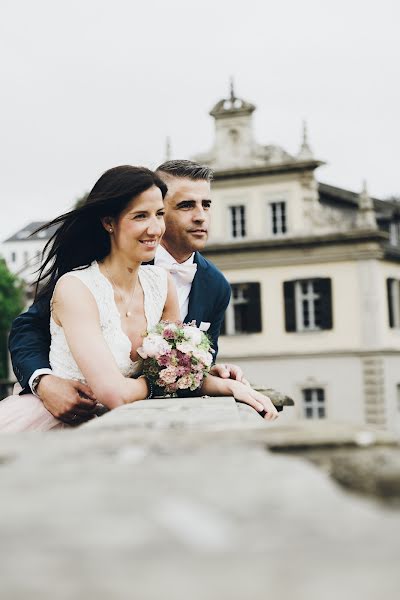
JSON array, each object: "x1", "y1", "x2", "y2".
[{"x1": 0, "y1": 261, "x2": 168, "y2": 432}]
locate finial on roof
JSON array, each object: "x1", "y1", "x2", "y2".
[
  {"x1": 362, "y1": 179, "x2": 368, "y2": 196},
  {"x1": 165, "y1": 136, "x2": 172, "y2": 161},
  {"x1": 229, "y1": 77, "x2": 235, "y2": 102},
  {"x1": 356, "y1": 178, "x2": 376, "y2": 229},
  {"x1": 297, "y1": 119, "x2": 314, "y2": 160}
]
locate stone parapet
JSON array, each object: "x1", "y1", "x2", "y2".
[{"x1": 0, "y1": 396, "x2": 399, "y2": 599}]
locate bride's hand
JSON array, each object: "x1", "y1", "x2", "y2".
[{"x1": 229, "y1": 381, "x2": 279, "y2": 421}]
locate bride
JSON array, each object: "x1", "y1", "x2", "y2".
[{"x1": 0, "y1": 165, "x2": 278, "y2": 432}]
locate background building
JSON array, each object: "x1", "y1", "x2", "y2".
[
  {"x1": 2, "y1": 87, "x2": 400, "y2": 432},
  {"x1": 196, "y1": 84, "x2": 400, "y2": 432},
  {"x1": 1, "y1": 222, "x2": 57, "y2": 299}
]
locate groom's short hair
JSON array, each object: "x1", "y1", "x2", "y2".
[{"x1": 156, "y1": 159, "x2": 213, "y2": 182}]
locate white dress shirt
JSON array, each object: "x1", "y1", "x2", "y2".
[{"x1": 155, "y1": 245, "x2": 196, "y2": 320}]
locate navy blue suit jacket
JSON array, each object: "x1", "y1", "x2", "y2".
[{"x1": 8, "y1": 252, "x2": 231, "y2": 394}]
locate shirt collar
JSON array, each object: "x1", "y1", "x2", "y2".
[{"x1": 155, "y1": 245, "x2": 195, "y2": 267}]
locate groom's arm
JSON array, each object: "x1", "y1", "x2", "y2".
[{"x1": 9, "y1": 298, "x2": 52, "y2": 392}]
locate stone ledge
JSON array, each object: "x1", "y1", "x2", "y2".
[{"x1": 0, "y1": 395, "x2": 399, "y2": 599}]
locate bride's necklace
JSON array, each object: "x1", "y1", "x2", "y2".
[{"x1": 104, "y1": 265, "x2": 136, "y2": 318}]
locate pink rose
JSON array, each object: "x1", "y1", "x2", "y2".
[
  {"x1": 158, "y1": 352, "x2": 172, "y2": 367},
  {"x1": 166, "y1": 382, "x2": 178, "y2": 393},
  {"x1": 163, "y1": 328, "x2": 177, "y2": 340},
  {"x1": 177, "y1": 352, "x2": 191, "y2": 367},
  {"x1": 159, "y1": 366, "x2": 178, "y2": 384},
  {"x1": 177, "y1": 374, "x2": 192, "y2": 389}
]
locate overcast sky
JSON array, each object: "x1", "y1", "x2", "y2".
[{"x1": 1, "y1": 0, "x2": 399, "y2": 241}]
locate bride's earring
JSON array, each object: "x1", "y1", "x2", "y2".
[{"x1": 109, "y1": 228, "x2": 113, "y2": 233}]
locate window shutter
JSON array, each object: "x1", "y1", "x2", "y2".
[
  {"x1": 387, "y1": 278, "x2": 394, "y2": 328},
  {"x1": 246, "y1": 283, "x2": 262, "y2": 333},
  {"x1": 315, "y1": 278, "x2": 333, "y2": 330},
  {"x1": 283, "y1": 281, "x2": 296, "y2": 332}
]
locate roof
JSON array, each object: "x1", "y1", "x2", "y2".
[
  {"x1": 319, "y1": 183, "x2": 399, "y2": 219},
  {"x1": 3, "y1": 221, "x2": 59, "y2": 242}
]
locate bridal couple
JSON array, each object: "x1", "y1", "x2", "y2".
[{"x1": 0, "y1": 160, "x2": 278, "y2": 432}]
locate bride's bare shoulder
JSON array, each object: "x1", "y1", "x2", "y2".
[{"x1": 52, "y1": 274, "x2": 98, "y2": 321}]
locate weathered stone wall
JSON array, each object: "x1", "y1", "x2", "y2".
[{"x1": 0, "y1": 397, "x2": 399, "y2": 600}]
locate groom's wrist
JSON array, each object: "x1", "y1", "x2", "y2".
[{"x1": 29, "y1": 368, "x2": 53, "y2": 397}]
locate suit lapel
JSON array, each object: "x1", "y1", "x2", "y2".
[{"x1": 185, "y1": 252, "x2": 209, "y2": 324}]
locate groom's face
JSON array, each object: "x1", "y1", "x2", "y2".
[{"x1": 161, "y1": 177, "x2": 211, "y2": 262}]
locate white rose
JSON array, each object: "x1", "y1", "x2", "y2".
[
  {"x1": 183, "y1": 326, "x2": 202, "y2": 346},
  {"x1": 138, "y1": 334, "x2": 170, "y2": 358},
  {"x1": 193, "y1": 349, "x2": 213, "y2": 367},
  {"x1": 176, "y1": 341, "x2": 195, "y2": 355}
]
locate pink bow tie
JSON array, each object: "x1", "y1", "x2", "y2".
[{"x1": 167, "y1": 263, "x2": 197, "y2": 285}]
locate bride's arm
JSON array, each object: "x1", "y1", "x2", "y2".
[
  {"x1": 52, "y1": 276, "x2": 148, "y2": 409},
  {"x1": 200, "y1": 374, "x2": 279, "y2": 421},
  {"x1": 161, "y1": 273, "x2": 180, "y2": 321}
]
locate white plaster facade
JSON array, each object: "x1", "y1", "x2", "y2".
[
  {"x1": 197, "y1": 85, "x2": 400, "y2": 432},
  {"x1": 1, "y1": 222, "x2": 56, "y2": 286}
]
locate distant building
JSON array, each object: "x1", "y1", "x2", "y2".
[
  {"x1": 1, "y1": 221, "x2": 57, "y2": 293},
  {"x1": 195, "y1": 83, "x2": 400, "y2": 432}
]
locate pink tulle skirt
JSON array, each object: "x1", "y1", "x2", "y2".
[{"x1": 0, "y1": 394, "x2": 69, "y2": 432}]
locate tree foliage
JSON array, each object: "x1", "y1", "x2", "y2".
[{"x1": 0, "y1": 259, "x2": 25, "y2": 378}]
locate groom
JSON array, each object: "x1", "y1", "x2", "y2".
[{"x1": 8, "y1": 159, "x2": 245, "y2": 425}]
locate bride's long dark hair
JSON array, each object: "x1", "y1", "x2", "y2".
[{"x1": 34, "y1": 165, "x2": 167, "y2": 301}]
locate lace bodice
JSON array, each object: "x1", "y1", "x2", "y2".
[{"x1": 49, "y1": 261, "x2": 168, "y2": 383}]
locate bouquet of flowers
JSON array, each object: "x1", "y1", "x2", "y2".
[{"x1": 137, "y1": 320, "x2": 213, "y2": 396}]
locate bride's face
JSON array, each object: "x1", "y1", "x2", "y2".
[{"x1": 107, "y1": 186, "x2": 165, "y2": 262}]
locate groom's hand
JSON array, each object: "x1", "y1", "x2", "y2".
[
  {"x1": 37, "y1": 375, "x2": 98, "y2": 426},
  {"x1": 209, "y1": 363, "x2": 250, "y2": 386}
]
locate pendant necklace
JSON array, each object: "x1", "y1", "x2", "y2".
[{"x1": 104, "y1": 265, "x2": 136, "y2": 317}]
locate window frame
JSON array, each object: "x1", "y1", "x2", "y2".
[
  {"x1": 228, "y1": 204, "x2": 246, "y2": 240},
  {"x1": 283, "y1": 278, "x2": 333, "y2": 333},
  {"x1": 268, "y1": 200, "x2": 288, "y2": 236},
  {"x1": 221, "y1": 281, "x2": 262, "y2": 336},
  {"x1": 301, "y1": 387, "x2": 327, "y2": 419},
  {"x1": 389, "y1": 222, "x2": 400, "y2": 246},
  {"x1": 387, "y1": 278, "x2": 400, "y2": 328}
]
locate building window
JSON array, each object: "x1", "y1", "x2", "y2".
[
  {"x1": 270, "y1": 201, "x2": 287, "y2": 235},
  {"x1": 302, "y1": 388, "x2": 326, "y2": 419},
  {"x1": 221, "y1": 282, "x2": 261, "y2": 335},
  {"x1": 229, "y1": 205, "x2": 246, "y2": 239},
  {"x1": 23, "y1": 251, "x2": 29, "y2": 263},
  {"x1": 283, "y1": 278, "x2": 333, "y2": 332},
  {"x1": 387, "y1": 278, "x2": 400, "y2": 328},
  {"x1": 389, "y1": 222, "x2": 400, "y2": 246},
  {"x1": 11, "y1": 252, "x2": 16, "y2": 263}
]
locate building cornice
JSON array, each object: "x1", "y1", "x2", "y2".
[
  {"x1": 203, "y1": 231, "x2": 394, "y2": 269},
  {"x1": 212, "y1": 160, "x2": 324, "y2": 182},
  {"x1": 206, "y1": 229, "x2": 388, "y2": 253}
]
